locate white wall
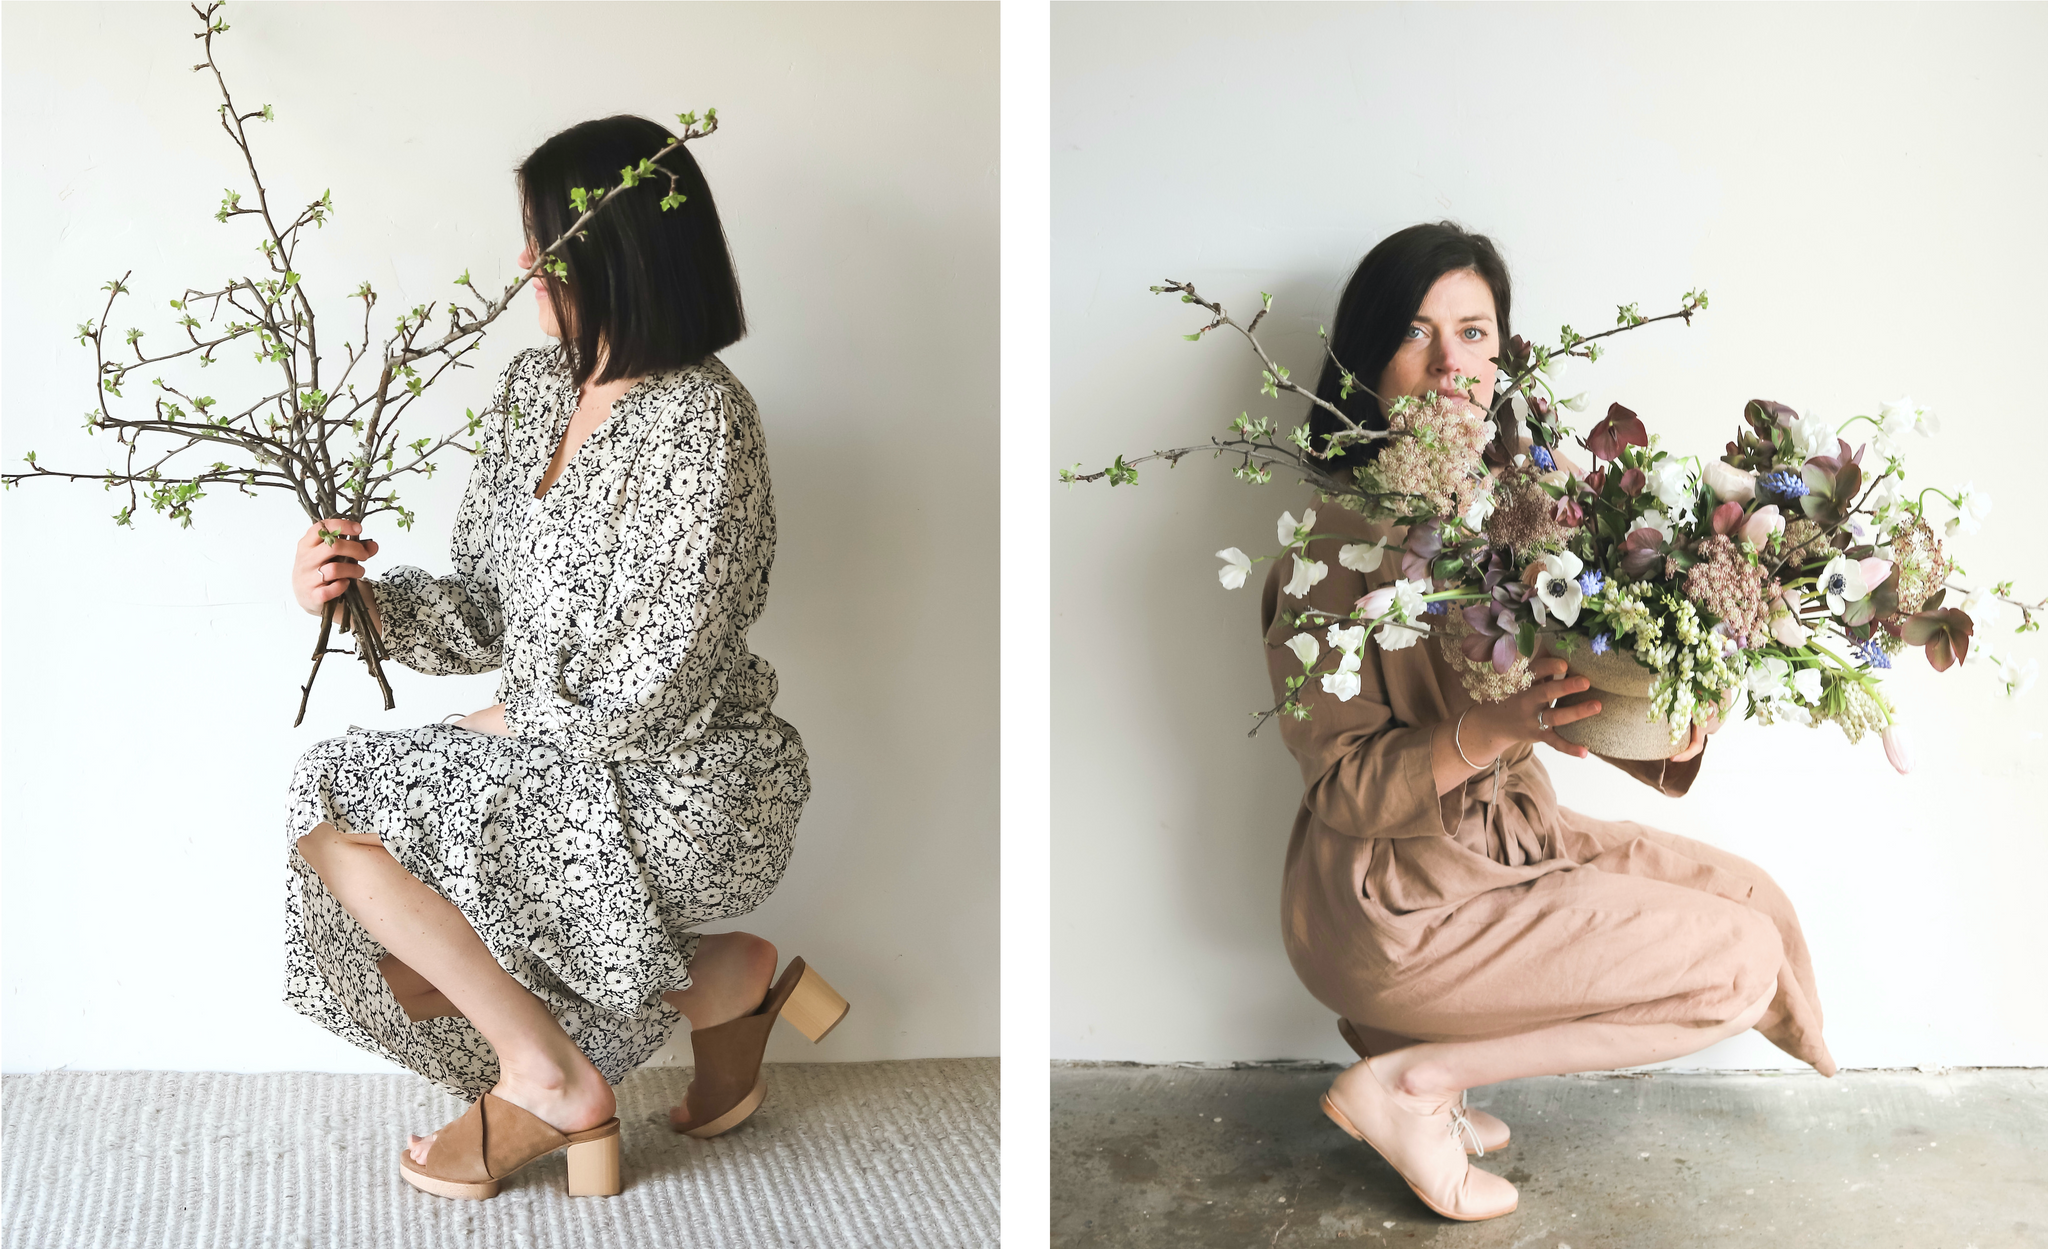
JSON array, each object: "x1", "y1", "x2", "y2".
[
  {"x1": 1, "y1": 2, "x2": 997, "y2": 1072},
  {"x1": 1053, "y1": 2, "x2": 2048, "y2": 1069}
]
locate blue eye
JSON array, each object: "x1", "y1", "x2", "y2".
[
  {"x1": 1463, "y1": 327, "x2": 1485, "y2": 341},
  {"x1": 1405, "y1": 325, "x2": 1426, "y2": 340}
]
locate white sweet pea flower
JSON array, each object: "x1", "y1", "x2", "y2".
[
  {"x1": 1278, "y1": 508, "x2": 1317, "y2": 548},
  {"x1": 1561, "y1": 391, "x2": 1590, "y2": 412},
  {"x1": 1320, "y1": 667, "x2": 1364, "y2": 701},
  {"x1": 1792, "y1": 666, "x2": 1824, "y2": 705},
  {"x1": 1879, "y1": 396, "x2": 1939, "y2": 440},
  {"x1": 1959, "y1": 586, "x2": 2004, "y2": 632},
  {"x1": 1638, "y1": 508, "x2": 1679, "y2": 545},
  {"x1": 1461, "y1": 490, "x2": 1497, "y2": 529},
  {"x1": 1215, "y1": 547, "x2": 1252, "y2": 590},
  {"x1": 1509, "y1": 391, "x2": 1530, "y2": 424},
  {"x1": 1282, "y1": 554, "x2": 1328, "y2": 598},
  {"x1": 1863, "y1": 473, "x2": 1902, "y2": 518},
  {"x1": 1746, "y1": 656, "x2": 1792, "y2": 703},
  {"x1": 1337, "y1": 538, "x2": 1387, "y2": 573},
  {"x1": 2000, "y1": 656, "x2": 2039, "y2": 698},
  {"x1": 1817, "y1": 553, "x2": 1870, "y2": 616},
  {"x1": 1944, "y1": 483, "x2": 1991, "y2": 538},
  {"x1": 1649, "y1": 460, "x2": 1697, "y2": 514},
  {"x1": 1375, "y1": 620, "x2": 1429, "y2": 651},
  {"x1": 1326, "y1": 623, "x2": 1368, "y2": 656},
  {"x1": 1540, "y1": 354, "x2": 1570, "y2": 387},
  {"x1": 1282, "y1": 632, "x2": 1320, "y2": 669},
  {"x1": 1526, "y1": 550, "x2": 1586, "y2": 628},
  {"x1": 1390, "y1": 578, "x2": 1431, "y2": 621},
  {"x1": 1785, "y1": 409, "x2": 1837, "y2": 461}
]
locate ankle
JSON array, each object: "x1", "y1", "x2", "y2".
[{"x1": 1378, "y1": 1053, "x2": 1458, "y2": 1101}]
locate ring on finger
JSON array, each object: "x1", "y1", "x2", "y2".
[{"x1": 1536, "y1": 707, "x2": 1549, "y2": 731}]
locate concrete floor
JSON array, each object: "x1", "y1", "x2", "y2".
[{"x1": 1052, "y1": 1063, "x2": 2048, "y2": 1248}]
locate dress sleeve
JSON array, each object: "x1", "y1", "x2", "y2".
[
  {"x1": 1596, "y1": 746, "x2": 1704, "y2": 797},
  {"x1": 354, "y1": 352, "x2": 526, "y2": 676},
  {"x1": 1262, "y1": 529, "x2": 1450, "y2": 841},
  {"x1": 501, "y1": 377, "x2": 769, "y2": 765}
]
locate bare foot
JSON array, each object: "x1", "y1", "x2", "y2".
[{"x1": 407, "y1": 1049, "x2": 616, "y2": 1168}]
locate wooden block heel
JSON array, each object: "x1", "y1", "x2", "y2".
[
  {"x1": 783, "y1": 963, "x2": 850, "y2": 1042},
  {"x1": 565, "y1": 1129, "x2": 622, "y2": 1196},
  {"x1": 669, "y1": 955, "x2": 852, "y2": 1136}
]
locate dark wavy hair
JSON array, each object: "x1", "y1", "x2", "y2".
[
  {"x1": 517, "y1": 115, "x2": 745, "y2": 390},
  {"x1": 1308, "y1": 221, "x2": 1513, "y2": 475}
]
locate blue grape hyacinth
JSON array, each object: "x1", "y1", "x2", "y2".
[
  {"x1": 1760, "y1": 469, "x2": 1809, "y2": 501},
  {"x1": 1854, "y1": 637, "x2": 1892, "y2": 669},
  {"x1": 1530, "y1": 444, "x2": 1556, "y2": 472},
  {"x1": 1576, "y1": 568, "x2": 1604, "y2": 597},
  {"x1": 1589, "y1": 632, "x2": 1613, "y2": 656}
]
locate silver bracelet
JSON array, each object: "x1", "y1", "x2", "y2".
[{"x1": 1454, "y1": 707, "x2": 1486, "y2": 770}]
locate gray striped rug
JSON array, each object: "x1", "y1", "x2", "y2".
[{"x1": 1, "y1": 1060, "x2": 997, "y2": 1249}]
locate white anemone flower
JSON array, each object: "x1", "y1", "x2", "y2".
[
  {"x1": 1526, "y1": 550, "x2": 1586, "y2": 628},
  {"x1": 1817, "y1": 553, "x2": 1870, "y2": 616},
  {"x1": 1282, "y1": 632, "x2": 1319, "y2": 670},
  {"x1": 1337, "y1": 538, "x2": 1387, "y2": 573},
  {"x1": 1278, "y1": 508, "x2": 1317, "y2": 548},
  {"x1": 1215, "y1": 547, "x2": 1252, "y2": 590},
  {"x1": 1282, "y1": 554, "x2": 1328, "y2": 598}
]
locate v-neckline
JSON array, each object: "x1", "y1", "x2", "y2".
[{"x1": 532, "y1": 360, "x2": 655, "y2": 501}]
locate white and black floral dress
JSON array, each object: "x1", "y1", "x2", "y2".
[{"x1": 282, "y1": 344, "x2": 809, "y2": 1101}]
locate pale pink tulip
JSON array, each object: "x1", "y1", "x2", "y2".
[
  {"x1": 1859, "y1": 557, "x2": 1893, "y2": 591},
  {"x1": 1356, "y1": 587, "x2": 1397, "y2": 619},
  {"x1": 1741, "y1": 504, "x2": 1784, "y2": 550},
  {"x1": 1882, "y1": 723, "x2": 1913, "y2": 775}
]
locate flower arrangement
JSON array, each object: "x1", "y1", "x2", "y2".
[{"x1": 1063, "y1": 282, "x2": 2041, "y2": 765}]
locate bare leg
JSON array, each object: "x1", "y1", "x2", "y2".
[
  {"x1": 378, "y1": 954, "x2": 462, "y2": 1022},
  {"x1": 659, "y1": 932, "x2": 777, "y2": 1030},
  {"x1": 295, "y1": 823, "x2": 615, "y2": 1166},
  {"x1": 1358, "y1": 974, "x2": 1781, "y2": 1106}
]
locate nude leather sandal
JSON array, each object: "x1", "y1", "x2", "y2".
[
  {"x1": 1338, "y1": 1017, "x2": 1510, "y2": 1154},
  {"x1": 670, "y1": 956, "x2": 850, "y2": 1138},
  {"x1": 398, "y1": 1092, "x2": 622, "y2": 1200},
  {"x1": 1320, "y1": 1065, "x2": 1518, "y2": 1223}
]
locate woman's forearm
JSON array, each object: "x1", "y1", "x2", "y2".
[{"x1": 1432, "y1": 710, "x2": 1506, "y2": 796}]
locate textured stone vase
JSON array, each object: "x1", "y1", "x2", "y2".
[{"x1": 1535, "y1": 633, "x2": 1681, "y2": 760}]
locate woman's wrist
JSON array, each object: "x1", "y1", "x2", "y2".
[{"x1": 1456, "y1": 704, "x2": 1509, "y2": 768}]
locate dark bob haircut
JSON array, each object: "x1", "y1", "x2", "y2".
[
  {"x1": 518, "y1": 114, "x2": 745, "y2": 390},
  {"x1": 1308, "y1": 221, "x2": 1513, "y2": 475}
]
